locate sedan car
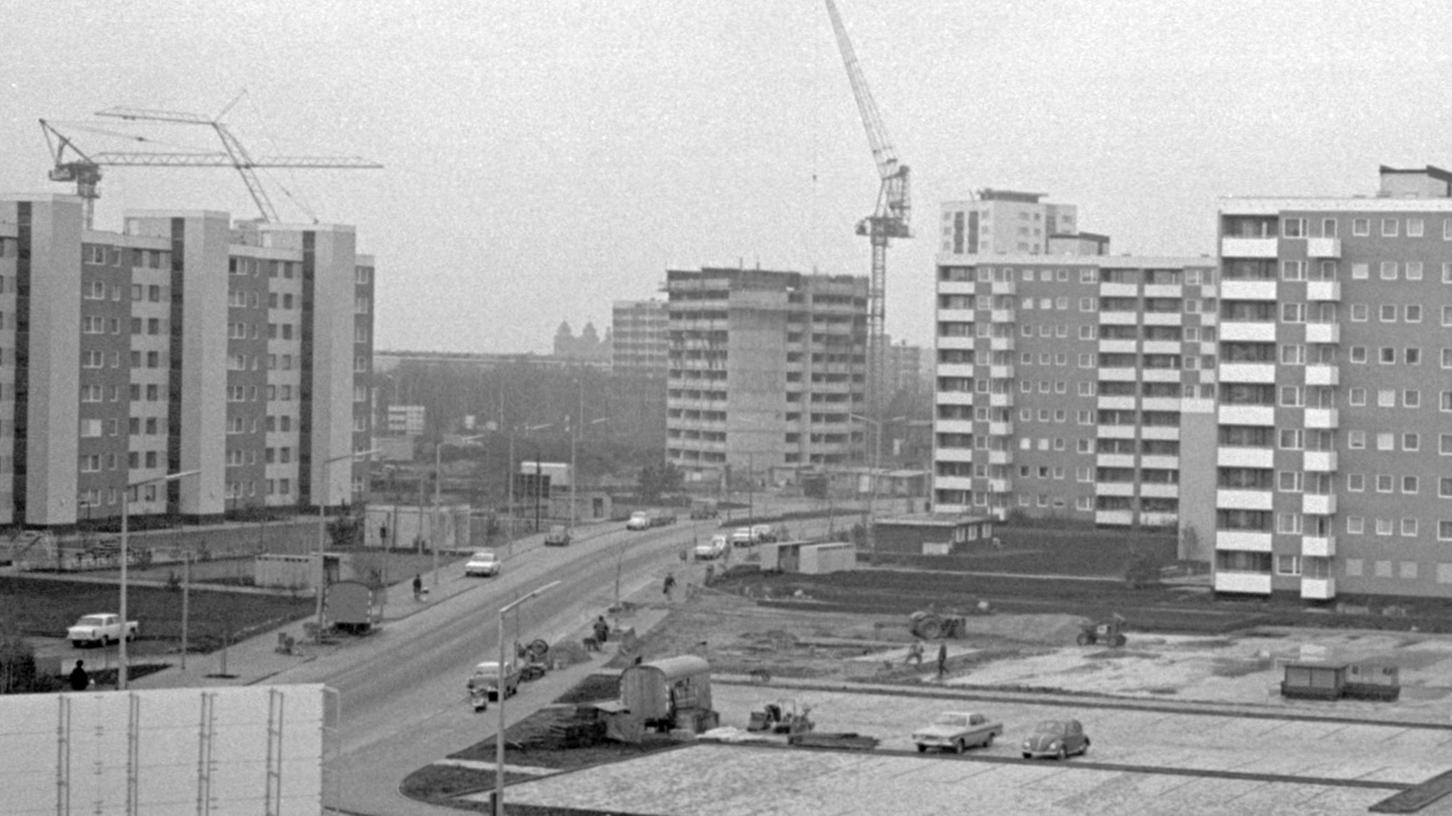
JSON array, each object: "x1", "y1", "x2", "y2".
[
  {"x1": 694, "y1": 534, "x2": 729, "y2": 560},
  {"x1": 464, "y1": 551, "x2": 501, "y2": 577},
  {"x1": 1021, "y1": 719, "x2": 1090, "y2": 760},
  {"x1": 729, "y1": 527, "x2": 755, "y2": 547},
  {"x1": 912, "y1": 711, "x2": 1002, "y2": 754}
]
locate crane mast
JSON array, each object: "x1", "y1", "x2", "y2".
[
  {"x1": 40, "y1": 106, "x2": 381, "y2": 228},
  {"x1": 824, "y1": 0, "x2": 911, "y2": 467}
]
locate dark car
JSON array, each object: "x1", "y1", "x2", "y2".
[
  {"x1": 544, "y1": 524, "x2": 571, "y2": 546},
  {"x1": 1021, "y1": 719, "x2": 1090, "y2": 760}
]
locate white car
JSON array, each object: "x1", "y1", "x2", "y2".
[
  {"x1": 464, "y1": 551, "x2": 501, "y2": 577},
  {"x1": 694, "y1": 535, "x2": 729, "y2": 560}
]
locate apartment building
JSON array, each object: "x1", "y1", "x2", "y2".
[
  {"x1": 1213, "y1": 165, "x2": 1452, "y2": 600},
  {"x1": 940, "y1": 189, "x2": 1105, "y2": 256},
  {"x1": 933, "y1": 251, "x2": 1219, "y2": 535},
  {"x1": 665, "y1": 267, "x2": 867, "y2": 484},
  {"x1": 0, "y1": 194, "x2": 373, "y2": 528},
  {"x1": 610, "y1": 299, "x2": 668, "y2": 448}
]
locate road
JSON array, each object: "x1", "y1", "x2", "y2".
[{"x1": 260, "y1": 517, "x2": 727, "y2": 815}]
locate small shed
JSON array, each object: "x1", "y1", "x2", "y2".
[
  {"x1": 873, "y1": 513, "x2": 995, "y2": 556},
  {"x1": 609, "y1": 655, "x2": 717, "y2": 741},
  {"x1": 759, "y1": 541, "x2": 856, "y2": 574},
  {"x1": 1280, "y1": 661, "x2": 1347, "y2": 700}
]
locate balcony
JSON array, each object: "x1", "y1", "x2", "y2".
[
  {"x1": 990, "y1": 308, "x2": 1016, "y2": 323},
  {"x1": 934, "y1": 474, "x2": 973, "y2": 491},
  {"x1": 935, "y1": 447, "x2": 972, "y2": 462},
  {"x1": 988, "y1": 336, "x2": 1015, "y2": 352},
  {"x1": 937, "y1": 308, "x2": 975, "y2": 324},
  {"x1": 1302, "y1": 493, "x2": 1337, "y2": 515},
  {"x1": 1141, "y1": 455, "x2": 1180, "y2": 471},
  {"x1": 1096, "y1": 453, "x2": 1135, "y2": 469},
  {"x1": 1218, "y1": 405, "x2": 1275, "y2": 426},
  {"x1": 1305, "y1": 281, "x2": 1341, "y2": 301},
  {"x1": 937, "y1": 390, "x2": 973, "y2": 405},
  {"x1": 1304, "y1": 408, "x2": 1339, "y2": 429},
  {"x1": 1098, "y1": 339, "x2": 1137, "y2": 354},
  {"x1": 1219, "y1": 321, "x2": 1278, "y2": 342},
  {"x1": 988, "y1": 392, "x2": 1014, "y2": 408},
  {"x1": 1215, "y1": 571, "x2": 1272, "y2": 595},
  {"x1": 986, "y1": 449, "x2": 1013, "y2": 465},
  {"x1": 1097, "y1": 424, "x2": 1135, "y2": 439},
  {"x1": 1301, "y1": 535, "x2": 1336, "y2": 558},
  {"x1": 938, "y1": 334, "x2": 974, "y2": 350},
  {"x1": 1216, "y1": 530, "x2": 1273, "y2": 552},
  {"x1": 1142, "y1": 341, "x2": 1182, "y2": 355},
  {"x1": 989, "y1": 280, "x2": 1016, "y2": 296},
  {"x1": 1095, "y1": 482, "x2": 1136, "y2": 497},
  {"x1": 1300, "y1": 577, "x2": 1336, "y2": 601},
  {"x1": 1304, "y1": 365, "x2": 1338, "y2": 386},
  {"x1": 1141, "y1": 511, "x2": 1179, "y2": 527},
  {"x1": 937, "y1": 362, "x2": 974, "y2": 378},
  {"x1": 1306, "y1": 237, "x2": 1341, "y2": 258},
  {"x1": 1217, "y1": 489, "x2": 1273, "y2": 511},
  {"x1": 1220, "y1": 279, "x2": 1278, "y2": 300},
  {"x1": 1097, "y1": 395, "x2": 1136, "y2": 411},
  {"x1": 938, "y1": 280, "x2": 975, "y2": 296},
  {"x1": 1139, "y1": 482, "x2": 1179, "y2": 499},
  {"x1": 987, "y1": 420, "x2": 1014, "y2": 436},
  {"x1": 989, "y1": 364, "x2": 1015, "y2": 379},
  {"x1": 1220, "y1": 237, "x2": 1279, "y2": 258},
  {"x1": 1143, "y1": 312, "x2": 1183, "y2": 326},
  {"x1": 1303, "y1": 450, "x2": 1337, "y2": 472},
  {"x1": 1304, "y1": 322, "x2": 1340, "y2": 344},
  {"x1": 1099, "y1": 311, "x2": 1138, "y2": 326},
  {"x1": 986, "y1": 478, "x2": 1013, "y2": 493},
  {"x1": 1141, "y1": 397, "x2": 1182, "y2": 413},
  {"x1": 1098, "y1": 367, "x2": 1137, "y2": 381},
  {"x1": 1218, "y1": 446, "x2": 1274, "y2": 468},
  {"x1": 1095, "y1": 509, "x2": 1134, "y2": 526},
  {"x1": 1140, "y1": 425, "x2": 1181, "y2": 441},
  {"x1": 1220, "y1": 363, "x2": 1277, "y2": 383},
  {"x1": 1099, "y1": 282, "x2": 1138, "y2": 298},
  {"x1": 1141, "y1": 368, "x2": 1183, "y2": 383},
  {"x1": 935, "y1": 418, "x2": 974, "y2": 435}
]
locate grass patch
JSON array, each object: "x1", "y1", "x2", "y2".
[{"x1": 1210, "y1": 657, "x2": 1273, "y2": 678}]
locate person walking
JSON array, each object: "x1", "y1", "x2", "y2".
[
  {"x1": 906, "y1": 639, "x2": 925, "y2": 666},
  {"x1": 69, "y1": 659, "x2": 90, "y2": 691},
  {"x1": 936, "y1": 643, "x2": 948, "y2": 679},
  {"x1": 412, "y1": 573, "x2": 423, "y2": 601},
  {"x1": 593, "y1": 615, "x2": 610, "y2": 645},
  {"x1": 662, "y1": 572, "x2": 677, "y2": 599}
]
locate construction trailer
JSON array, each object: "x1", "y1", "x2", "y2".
[
  {"x1": 756, "y1": 541, "x2": 857, "y2": 574},
  {"x1": 604, "y1": 655, "x2": 718, "y2": 743}
]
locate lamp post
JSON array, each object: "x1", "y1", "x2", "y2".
[
  {"x1": 495, "y1": 580, "x2": 560, "y2": 815},
  {"x1": 435, "y1": 434, "x2": 486, "y2": 588},
  {"x1": 119, "y1": 468, "x2": 199, "y2": 690},
  {"x1": 316, "y1": 449, "x2": 381, "y2": 644}
]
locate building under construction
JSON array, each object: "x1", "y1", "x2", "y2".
[{"x1": 664, "y1": 266, "x2": 867, "y2": 487}]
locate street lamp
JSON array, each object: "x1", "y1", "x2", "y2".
[
  {"x1": 435, "y1": 434, "x2": 486, "y2": 588},
  {"x1": 119, "y1": 468, "x2": 199, "y2": 690},
  {"x1": 316, "y1": 448, "x2": 381, "y2": 644},
  {"x1": 495, "y1": 580, "x2": 560, "y2": 816}
]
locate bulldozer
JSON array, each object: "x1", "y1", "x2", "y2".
[
  {"x1": 1076, "y1": 614, "x2": 1127, "y2": 647},
  {"x1": 908, "y1": 603, "x2": 991, "y2": 640}
]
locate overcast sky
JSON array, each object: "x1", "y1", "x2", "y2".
[{"x1": 5, "y1": 1, "x2": 1451, "y2": 354}]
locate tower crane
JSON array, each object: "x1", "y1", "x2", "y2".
[
  {"x1": 41, "y1": 104, "x2": 381, "y2": 228},
  {"x1": 824, "y1": 0, "x2": 911, "y2": 463}
]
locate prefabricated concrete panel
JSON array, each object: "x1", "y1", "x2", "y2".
[{"x1": 1, "y1": 683, "x2": 334, "y2": 816}]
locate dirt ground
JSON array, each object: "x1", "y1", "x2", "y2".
[{"x1": 618, "y1": 586, "x2": 1452, "y2": 715}]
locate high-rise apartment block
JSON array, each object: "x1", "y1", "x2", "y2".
[
  {"x1": 611, "y1": 300, "x2": 668, "y2": 379},
  {"x1": 665, "y1": 267, "x2": 867, "y2": 484},
  {"x1": 0, "y1": 194, "x2": 374, "y2": 528},
  {"x1": 932, "y1": 247, "x2": 1219, "y2": 535},
  {"x1": 1212, "y1": 165, "x2": 1452, "y2": 600},
  {"x1": 939, "y1": 190, "x2": 1107, "y2": 257}
]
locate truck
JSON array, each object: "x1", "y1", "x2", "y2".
[
  {"x1": 467, "y1": 659, "x2": 522, "y2": 702},
  {"x1": 67, "y1": 613, "x2": 138, "y2": 648},
  {"x1": 911, "y1": 711, "x2": 1004, "y2": 754}
]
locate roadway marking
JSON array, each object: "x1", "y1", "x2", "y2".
[{"x1": 431, "y1": 758, "x2": 557, "y2": 776}]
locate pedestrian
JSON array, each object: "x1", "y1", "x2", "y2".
[
  {"x1": 936, "y1": 643, "x2": 948, "y2": 679},
  {"x1": 906, "y1": 639, "x2": 924, "y2": 666},
  {"x1": 662, "y1": 572, "x2": 677, "y2": 598},
  {"x1": 69, "y1": 659, "x2": 90, "y2": 691},
  {"x1": 593, "y1": 615, "x2": 610, "y2": 644},
  {"x1": 412, "y1": 573, "x2": 423, "y2": 601}
]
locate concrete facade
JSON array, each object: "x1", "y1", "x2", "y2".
[
  {"x1": 0, "y1": 195, "x2": 374, "y2": 528},
  {"x1": 665, "y1": 267, "x2": 868, "y2": 484}
]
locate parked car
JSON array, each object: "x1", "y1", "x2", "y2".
[
  {"x1": 544, "y1": 524, "x2": 571, "y2": 546},
  {"x1": 689, "y1": 500, "x2": 719, "y2": 519},
  {"x1": 467, "y1": 659, "x2": 521, "y2": 701},
  {"x1": 912, "y1": 711, "x2": 1003, "y2": 754},
  {"x1": 626, "y1": 511, "x2": 652, "y2": 530},
  {"x1": 729, "y1": 527, "x2": 755, "y2": 547},
  {"x1": 464, "y1": 551, "x2": 501, "y2": 577},
  {"x1": 694, "y1": 534, "x2": 729, "y2": 561},
  {"x1": 750, "y1": 523, "x2": 778, "y2": 543},
  {"x1": 1021, "y1": 719, "x2": 1090, "y2": 760},
  {"x1": 67, "y1": 613, "x2": 138, "y2": 648}
]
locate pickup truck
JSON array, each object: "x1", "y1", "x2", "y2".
[
  {"x1": 67, "y1": 613, "x2": 139, "y2": 648},
  {"x1": 911, "y1": 711, "x2": 1003, "y2": 754}
]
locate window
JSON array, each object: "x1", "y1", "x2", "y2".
[
  {"x1": 1350, "y1": 346, "x2": 1367, "y2": 363},
  {"x1": 1376, "y1": 518, "x2": 1393, "y2": 536},
  {"x1": 1347, "y1": 473, "x2": 1364, "y2": 492},
  {"x1": 1376, "y1": 474, "x2": 1393, "y2": 493},
  {"x1": 1382, "y1": 218, "x2": 1399, "y2": 237},
  {"x1": 1404, "y1": 476, "x2": 1420, "y2": 494},
  {"x1": 1380, "y1": 347, "x2": 1396, "y2": 364},
  {"x1": 1348, "y1": 387, "x2": 1366, "y2": 406},
  {"x1": 1405, "y1": 304, "x2": 1422, "y2": 323},
  {"x1": 1349, "y1": 304, "x2": 1368, "y2": 322},
  {"x1": 1347, "y1": 430, "x2": 1365, "y2": 449},
  {"x1": 1407, "y1": 348, "x2": 1422, "y2": 365},
  {"x1": 1444, "y1": 349, "x2": 1452, "y2": 368},
  {"x1": 1283, "y1": 218, "x2": 1307, "y2": 238},
  {"x1": 1378, "y1": 389, "x2": 1396, "y2": 407},
  {"x1": 1353, "y1": 218, "x2": 1370, "y2": 236},
  {"x1": 1442, "y1": 521, "x2": 1452, "y2": 541},
  {"x1": 1351, "y1": 262, "x2": 1369, "y2": 280},
  {"x1": 1402, "y1": 519, "x2": 1418, "y2": 537},
  {"x1": 1405, "y1": 390, "x2": 1421, "y2": 408},
  {"x1": 1441, "y1": 477, "x2": 1452, "y2": 498},
  {"x1": 1276, "y1": 555, "x2": 1301, "y2": 576},
  {"x1": 1379, "y1": 304, "x2": 1397, "y2": 322},
  {"x1": 1408, "y1": 218, "x2": 1425, "y2": 237},
  {"x1": 1408, "y1": 262, "x2": 1424, "y2": 281},
  {"x1": 1282, "y1": 260, "x2": 1305, "y2": 280},
  {"x1": 1347, "y1": 516, "x2": 1365, "y2": 534}
]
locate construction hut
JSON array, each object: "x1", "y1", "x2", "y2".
[
  {"x1": 758, "y1": 541, "x2": 857, "y2": 574},
  {"x1": 608, "y1": 655, "x2": 717, "y2": 742}
]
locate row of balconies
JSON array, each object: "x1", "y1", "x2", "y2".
[
  {"x1": 1216, "y1": 405, "x2": 1337, "y2": 428},
  {"x1": 1216, "y1": 447, "x2": 1337, "y2": 471},
  {"x1": 1214, "y1": 571, "x2": 1335, "y2": 599},
  {"x1": 1220, "y1": 235, "x2": 1340, "y2": 260},
  {"x1": 1092, "y1": 509, "x2": 1179, "y2": 527},
  {"x1": 1215, "y1": 489, "x2": 1337, "y2": 515},
  {"x1": 1214, "y1": 530, "x2": 1334, "y2": 557}
]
